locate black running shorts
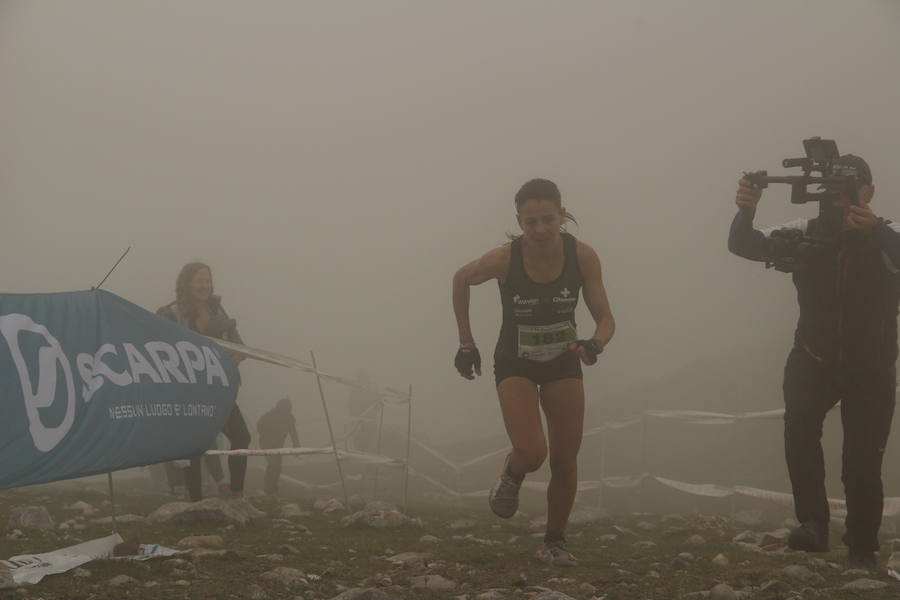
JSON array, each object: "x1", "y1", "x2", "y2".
[{"x1": 493, "y1": 352, "x2": 583, "y2": 387}]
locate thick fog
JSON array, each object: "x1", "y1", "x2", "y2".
[{"x1": 3, "y1": 1, "x2": 900, "y2": 497}]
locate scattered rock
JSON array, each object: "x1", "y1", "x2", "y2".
[
  {"x1": 842, "y1": 568, "x2": 870, "y2": 578},
  {"x1": 314, "y1": 498, "x2": 346, "y2": 514},
  {"x1": 760, "y1": 529, "x2": 790, "y2": 546},
  {"x1": 65, "y1": 501, "x2": 99, "y2": 516},
  {"x1": 712, "y1": 553, "x2": 729, "y2": 567},
  {"x1": 567, "y1": 508, "x2": 612, "y2": 525},
  {"x1": 281, "y1": 503, "x2": 312, "y2": 519},
  {"x1": 386, "y1": 552, "x2": 431, "y2": 567},
  {"x1": 732, "y1": 509, "x2": 764, "y2": 528},
  {"x1": 420, "y1": 535, "x2": 441, "y2": 544},
  {"x1": 476, "y1": 591, "x2": 505, "y2": 600},
  {"x1": 92, "y1": 514, "x2": 145, "y2": 525},
  {"x1": 108, "y1": 575, "x2": 138, "y2": 588},
  {"x1": 686, "y1": 534, "x2": 706, "y2": 546},
  {"x1": 633, "y1": 541, "x2": 657, "y2": 550},
  {"x1": 261, "y1": 567, "x2": 308, "y2": 588},
  {"x1": 0, "y1": 564, "x2": 16, "y2": 591},
  {"x1": 780, "y1": 565, "x2": 816, "y2": 582},
  {"x1": 72, "y1": 567, "x2": 91, "y2": 579},
  {"x1": 409, "y1": 574, "x2": 458, "y2": 590},
  {"x1": 758, "y1": 580, "x2": 791, "y2": 595},
  {"x1": 732, "y1": 531, "x2": 759, "y2": 544},
  {"x1": 248, "y1": 583, "x2": 269, "y2": 599},
  {"x1": 678, "y1": 552, "x2": 696, "y2": 562},
  {"x1": 841, "y1": 578, "x2": 888, "y2": 591},
  {"x1": 342, "y1": 504, "x2": 415, "y2": 529},
  {"x1": 636, "y1": 521, "x2": 656, "y2": 531},
  {"x1": 7, "y1": 506, "x2": 54, "y2": 530},
  {"x1": 807, "y1": 557, "x2": 827, "y2": 570},
  {"x1": 229, "y1": 497, "x2": 267, "y2": 519},
  {"x1": 449, "y1": 518, "x2": 476, "y2": 531},
  {"x1": 177, "y1": 535, "x2": 225, "y2": 549},
  {"x1": 531, "y1": 592, "x2": 577, "y2": 600},
  {"x1": 612, "y1": 525, "x2": 637, "y2": 538},
  {"x1": 147, "y1": 498, "x2": 250, "y2": 525},
  {"x1": 671, "y1": 557, "x2": 690, "y2": 570},
  {"x1": 887, "y1": 551, "x2": 900, "y2": 570},
  {"x1": 329, "y1": 589, "x2": 401, "y2": 600},
  {"x1": 709, "y1": 583, "x2": 737, "y2": 600},
  {"x1": 578, "y1": 582, "x2": 597, "y2": 594}
]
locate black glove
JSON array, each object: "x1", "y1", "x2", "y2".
[
  {"x1": 572, "y1": 339, "x2": 604, "y2": 363},
  {"x1": 454, "y1": 346, "x2": 481, "y2": 378}
]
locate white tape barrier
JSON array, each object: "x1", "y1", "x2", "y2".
[
  {"x1": 208, "y1": 446, "x2": 406, "y2": 468},
  {"x1": 410, "y1": 408, "x2": 783, "y2": 475},
  {"x1": 212, "y1": 338, "x2": 409, "y2": 404},
  {"x1": 407, "y1": 471, "x2": 900, "y2": 518},
  {"x1": 644, "y1": 409, "x2": 785, "y2": 425}
]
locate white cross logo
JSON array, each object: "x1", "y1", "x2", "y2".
[{"x1": 560, "y1": 288, "x2": 571, "y2": 298}]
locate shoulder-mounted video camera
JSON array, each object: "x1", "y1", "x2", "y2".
[{"x1": 744, "y1": 137, "x2": 864, "y2": 272}]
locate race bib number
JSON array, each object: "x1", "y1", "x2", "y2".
[{"x1": 517, "y1": 322, "x2": 577, "y2": 362}]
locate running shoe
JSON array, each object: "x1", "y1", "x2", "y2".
[
  {"x1": 488, "y1": 456, "x2": 522, "y2": 518},
  {"x1": 537, "y1": 539, "x2": 578, "y2": 568}
]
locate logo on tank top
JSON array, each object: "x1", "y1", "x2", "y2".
[
  {"x1": 553, "y1": 288, "x2": 576, "y2": 303},
  {"x1": 512, "y1": 294, "x2": 539, "y2": 306}
]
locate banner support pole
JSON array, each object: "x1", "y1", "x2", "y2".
[
  {"x1": 310, "y1": 351, "x2": 350, "y2": 512},
  {"x1": 107, "y1": 472, "x2": 117, "y2": 533},
  {"x1": 403, "y1": 384, "x2": 412, "y2": 514}
]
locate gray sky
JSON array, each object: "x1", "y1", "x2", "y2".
[{"x1": 3, "y1": 0, "x2": 900, "y2": 445}]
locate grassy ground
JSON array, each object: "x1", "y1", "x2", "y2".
[{"x1": 1, "y1": 478, "x2": 899, "y2": 600}]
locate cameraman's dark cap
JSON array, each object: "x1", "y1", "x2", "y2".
[
  {"x1": 515, "y1": 178, "x2": 561, "y2": 206},
  {"x1": 830, "y1": 154, "x2": 873, "y2": 186}
]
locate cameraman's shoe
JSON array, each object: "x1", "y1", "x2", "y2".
[
  {"x1": 847, "y1": 549, "x2": 877, "y2": 570},
  {"x1": 787, "y1": 520, "x2": 829, "y2": 552}
]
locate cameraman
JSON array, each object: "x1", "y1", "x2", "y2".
[{"x1": 728, "y1": 155, "x2": 900, "y2": 569}]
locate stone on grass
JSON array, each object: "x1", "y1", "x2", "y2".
[
  {"x1": 386, "y1": 552, "x2": 431, "y2": 567},
  {"x1": 108, "y1": 575, "x2": 138, "y2": 588},
  {"x1": 841, "y1": 578, "x2": 888, "y2": 591},
  {"x1": 281, "y1": 503, "x2": 311, "y2": 519},
  {"x1": 177, "y1": 535, "x2": 225, "y2": 549},
  {"x1": 709, "y1": 583, "x2": 737, "y2": 600},
  {"x1": 449, "y1": 518, "x2": 476, "y2": 531},
  {"x1": 329, "y1": 589, "x2": 401, "y2": 600},
  {"x1": 7, "y1": 506, "x2": 54, "y2": 530},
  {"x1": 712, "y1": 553, "x2": 729, "y2": 567},
  {"x1": 261, "y1": 567, "x2": 308, "y2": 588},
  {"x1": 531, "y1": 592, "x2": 577, "y2": 600},
  {"x1": 147, "y1": 498, "x2": 249, "y2": 525},
  {"x1": 420, "y1": 535, "x2": 440, "y2": 544},
  {"x1": 409, "y1": 574, "x2": 457, "y2": 590},
  {"x1": 342, "y1": 504, "x2": 414, "y2": 529},
  {"x1": 686, "y1": 534, "x2": 706, "y2": 546}
]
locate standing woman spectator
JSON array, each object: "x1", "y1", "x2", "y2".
[{"x1": 157, "y1": 262, "x2": 251, "y2": 501}]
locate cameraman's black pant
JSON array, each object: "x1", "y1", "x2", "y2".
[{"x1": 783, "y1": 347, "x2": 896, "y2": 552}]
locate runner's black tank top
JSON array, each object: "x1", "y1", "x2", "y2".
[{"x1": 494, "y1": 232, "x2": 583, "y2": 362}]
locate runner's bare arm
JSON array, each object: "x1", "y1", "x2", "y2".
[
  {"x1": 577, "y1": 242, "x2": 615, "y2": 346},
  {"x1": 452, "y1": 246, "x2": 510, "y2": 346}
]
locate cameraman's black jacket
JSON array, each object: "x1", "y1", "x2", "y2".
[{"x1": 729, "y1": 208, "x2": 900, "y2": 371}]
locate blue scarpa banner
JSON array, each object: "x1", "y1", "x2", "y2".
[{"x1": 0, "y1": 290, "x2": 240, "y2": 490}]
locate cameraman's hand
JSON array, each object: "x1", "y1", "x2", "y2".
[
  {"x1": 736, "y1": 175, "x2": 762, "y2": 209},
  {"x1": 845, "y1": 202, "x2": 877, "y2": 233}
]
